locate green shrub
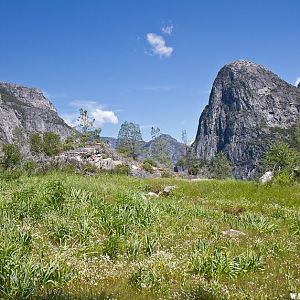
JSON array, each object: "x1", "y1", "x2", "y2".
[
  {"x1": 63, "y1": 136, "x2": 75, "y2": 151},
  {"x1": 142, "y1": 161, "x2": 154, "y2": 173},
  {"x1": 1, "y1": 143, "x2": 22, "y2": 170},
  {"x1": 23, "y1": 160, "x2": 38, "y2": 175},
  {"x1": 117, "y1": 147, "x2": 134, "y2": 158},
  {"x1": 263, "y1": 141, "x2": 299, "y2": 174},
  {"x1": 210, "y1": 152, "x2": 232, "y2": 179},
  {"x1": 188, "y1": 164, "x2": 200, "y2": 175},
  {"x1": 272, "y1": 171, "x2": 294, "y2": 186},
  {"x1": 59, "y1": 163, "x2": 77, "y2": 174},
  {"x1": 43, "y1": 132, "x2": 62, "y2": 156},
  {"x1": 81, "y1": 162, "x2": 98, "y2": 174},
  {"x1": 113, "y1": 164, "x2": 131, "y2": 175},
  {"x1": 0, "y1": 168, "x2": 23, "y2": 180},
  {"x1": 30, "y1": 133, "x2": 43, "y2": 155},
  {"x1": 143, "y1": 158, "x2": 157, "y2": 167}
]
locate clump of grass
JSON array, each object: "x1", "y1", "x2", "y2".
[
  {"x1": 0, "y1": 172, "x2": 299, "y2": 299},
  {"x1": 130, "y1": 267, "x2": 161, "y2": 289},
  {"x1": 44, "y1": 180, "x2": 66, "y2": 207},
  {"x1": 190, "y1": 240, "x2": 264, "y2": 280}
]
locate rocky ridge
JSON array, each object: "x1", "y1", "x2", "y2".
[
  {"x1": 0, "y1": 82, "x2": 73, "y2": 148},
  {"x1": 192, "y1": 60, "x2": 300, "y2": 178}
]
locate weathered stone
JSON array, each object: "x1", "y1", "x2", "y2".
[
  {"x1": 192, "y1": 60, "x2": 300, "y2": 179},
  {"x1": 147, "y1": 192, "x2": 159, "y2": 198},
  {"x1": 260, "y1": 171, "x2": 274, "y2": 184},
  {"x1": 162, "y1": 185, "x2": 176, "y2": 196}
]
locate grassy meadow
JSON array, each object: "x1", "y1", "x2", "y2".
[{"x1": 0, "y1": 173, "x2": 299, "y2": 299}]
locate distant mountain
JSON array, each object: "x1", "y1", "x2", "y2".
[
  {"x1": 0, "y1": 82, "x2": 73, "y2": 147},
  {"x1": 102, "y1": 134, "x2": 185, "y2": 165},
  {"x1": 192, "y1": 60, "x2": 300, "y2": 179},
  {"x1": 143, "y1": 134, "x2": 185, "y2": 164},
  {"x1": 101, "y1": 137, "x2": 118, "y2": 149}
]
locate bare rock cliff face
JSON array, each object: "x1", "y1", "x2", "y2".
[
  {"x1": 0, "y1": 82, "x2": 73, "y2": 144},
  {"x1": 192, "y1": 60, "x2": 300, "y2": 179}
]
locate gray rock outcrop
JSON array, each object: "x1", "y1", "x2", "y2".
[
  {"x1": 192, "y1": 60, "x2": 300, "y2": 179},
  {"x1": 0, "y1": 82, "x2": 73, "y2": 146}
]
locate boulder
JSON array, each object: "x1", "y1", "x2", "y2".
[
  {"x1": 162, "y1": 185, "x2": 176, "y2": 196},
  {"x1": 260, "y1": 171, "x2": 274, "y2": 184}
]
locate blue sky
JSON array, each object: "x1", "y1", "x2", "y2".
[{"x1": 0, "y1": 0, "x2": 299, "y2": 141}]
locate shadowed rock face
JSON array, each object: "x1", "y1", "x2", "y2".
[
  {"x1": 192, "y1": 60, "x2": 300, "y2": 179},
  {"x1": 0, "y1": 82, "x2": 73, "y2": 145}
]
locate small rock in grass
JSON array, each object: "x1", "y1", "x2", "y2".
[
  {"x1": 260, "y1": 171, "x2": 273, "y2": 184},
  {"x1": 147, "y1": 192, "x2": 159, "y2": 198},
  {"x1": 162, "y1": 185, "x2": 176, "y2": 196},
  {"x1": 222, "y1": 229, "x2": 246, "y2": 237}
]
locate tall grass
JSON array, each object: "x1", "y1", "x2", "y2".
[{"x1": 0, "y1": 173, "x2": 299, "y2": 299}]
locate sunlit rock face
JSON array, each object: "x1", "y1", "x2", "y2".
[
  {"x1": 192, "y1": 60, "x2": 300, "y2": 179},
  {"x1": 0, "y1": 82, "x2": 72, "y2": 146}
]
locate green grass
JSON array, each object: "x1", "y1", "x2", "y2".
[{"x1": 0, "y1": 173, "x2": 299, "y2": 299}]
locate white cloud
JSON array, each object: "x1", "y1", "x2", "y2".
[
  {"x1": 162, "y1": 25, "x2": 174, "y2": 35},
  {"x1": 146, "y1": 33, "x2": 173, "y2": 58},
  {"x1": 61, "y1": 113, "x2": 77, "y2": 128},
  {"x1": 63, "y1": 100, "x2": 118, "y2": 128},
  {"x1": 295, "y1": 77, "x2": 300, "y2": 87},
  {"x1": 92, "y1": 108, "x2": 118, "y2": 126}
]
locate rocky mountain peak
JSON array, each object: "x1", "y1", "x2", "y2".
[
  {"x1": 0, "y1": 81, "x2": 72, "y2": 146},
  {"x1": 193, "y1": 60, "x2": 300, "y2": 179},
  {"x1": 0, "y1": 82, "x2": 56, "y2": 112}
]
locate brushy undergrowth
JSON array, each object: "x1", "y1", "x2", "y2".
[{"x1": 0, "y1": 173, "x2": 299, "y2": 299}]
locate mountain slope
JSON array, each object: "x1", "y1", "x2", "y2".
[
  {"x1": 192, "y1": 60, "x2": 300, "y2": 178},
  {"x1": 0, "y1": 82, "x2": 73, "y2": 145},
  {"x1": 143, "y1": 134, "x2": 185, "y2": 165},
  {"x1": 102, "y1": 135, "x2": 185, "y2": 165}
]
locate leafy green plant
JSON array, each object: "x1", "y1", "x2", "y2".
[
  {"x1": 1, "y1": 143, "x2": 22, "y2": 170},
  {"x1": 142, "y1": 161, "x2": 154, "y2": 173},
  {"x1": 30, "y1": 133, "x2": 43, "y2": 155},
  {"x1": 43, "y1": 132, "x2": 62, "y2": 156},
  {"x1": 263, "y1": 141, "x2": 299, "y2": 174},
  {"x1": 45, "y1": 180, "x2": 66, "y2": 207},
  {"x1": 113, "y1": 164, "x2": 131, "y2": 175},
  {"x1": 23, "y1": 159, "x2": 39, "y2": 176},
  {"x1": 63, "y1": 136, "x2": 75, "y2": 151},
  {"x1": 144, "y1": 158, "x2": 157, "y2": 167},
  {"x1": 210, "y1": 152, "x2": 232, "y2": 179},
  {"x1": 272, "y1": 171, "x2": 294, "y2": 186}
]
